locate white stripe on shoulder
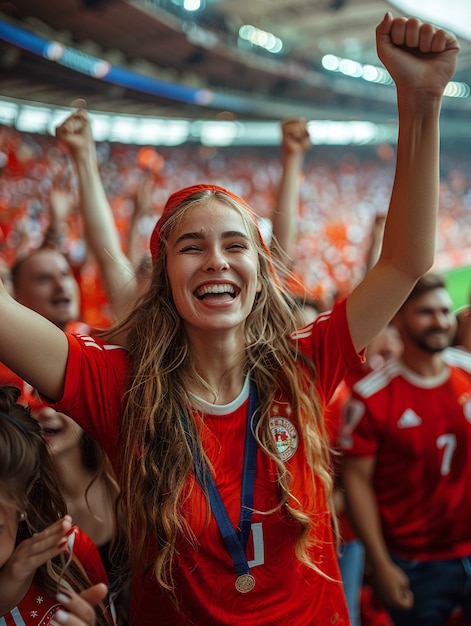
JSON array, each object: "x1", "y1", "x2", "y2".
[
  {"x1": 83, "y1": 341, "x2": 102, "y2": 349},
  {"x1": 77, "y1": 335, "x2": 103, "y2": 350},
  {"x1": 77, "y1": 335, "x2": 127, "y2": 352},
  {"x1": 443, "y1": 347, "x2": 471, "y2": 373},
  {"x1": 291, "y1": 322, "x2": 314, "y2": 340},
  {"x1": 291, "y1": 310, "x2": 334, "y2": 341},
  {"x1": 352, "y1": 359, "x2": 402, "y2": 398}
]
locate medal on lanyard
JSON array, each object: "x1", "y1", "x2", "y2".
[{"x1": 181, "y1": 380, "x2": 259, "y2": 593}]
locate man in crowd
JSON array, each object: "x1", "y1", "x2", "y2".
[{"x1": 342, "y1": 272, "x2": 471, "y2": 626}]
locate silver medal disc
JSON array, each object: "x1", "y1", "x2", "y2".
[{"x1": 235, "y1": 573, "x2": 255, "y2": 593}]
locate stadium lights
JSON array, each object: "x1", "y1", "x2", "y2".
[
  {"x1": 183, "y1": 0, "x2": 203, "y2": 11},
  {"x1": 15, "y1": 107, "x2": 51, "y2": 132},
  {"x1": 322, "y1": 53, "x2": 470, "y2": 97},
  {"x1": 238, "y1": 25, "x2": 284, "y2": 55},
  {"x1": 169, "y1": 0, "x2": 204, "y2": 9},
  {"x1": 0, "y1": 98, "x2": 402, "y2": 147}
]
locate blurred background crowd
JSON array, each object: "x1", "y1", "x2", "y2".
[{"x1": 1, "y1": 124, "x2": 470, "y2": 327}]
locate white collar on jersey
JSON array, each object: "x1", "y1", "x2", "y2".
[{"x1": 190, "y1": 373, "x2": 250, "y2": 416}]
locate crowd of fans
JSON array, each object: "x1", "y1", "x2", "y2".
[
  {"x1": 0, "y1": 122, "x2": 470, "y2": 323},
  {"x1": 1, "y1": 13, "x2": 471, "y2": 626}
]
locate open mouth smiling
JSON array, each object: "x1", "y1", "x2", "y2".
[{"x1": 194, "y1": 284, "x2": 238, "y2": 300}]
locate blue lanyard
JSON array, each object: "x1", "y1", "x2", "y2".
[{"x1": 181, "y1": 380, "x2": 260, "y2": 592}]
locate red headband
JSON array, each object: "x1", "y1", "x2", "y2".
[{"x1": 150, "y1": 184, "x2": 273, "y2": 265}]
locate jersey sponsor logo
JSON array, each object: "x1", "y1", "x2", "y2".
[
  {"x1": 270, "y1": 416, "x2": 299, "y2": 461},
  {"x1": 397, "y1": 408, "x2": 422, "y2": 428}
]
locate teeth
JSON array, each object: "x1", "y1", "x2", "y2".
[{"x1": 196, "y1": 284, "x2": 235, "y2": 297}]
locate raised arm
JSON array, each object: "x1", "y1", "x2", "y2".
[
  {"x1": 346, "y1": 13, "x2": 459, "y2": 351},
  {"x1": 0, "y1": 280, "x2": 68, "y2": 400},
  {"x1": 127, "y1": 168, "x2": 156, "y2": 269},
  {"x1": 365, "y1": 212, "x2": 386, "y2": 273},
  {"x1": 271, "y1": 118, "x2": 311, "y2": 261},
  {"x1": 55, "y1": 111, "x2": 138, "y2": 321},
  {"x1": 43, "y1": 179, "x2": 76, "y2": 251}
]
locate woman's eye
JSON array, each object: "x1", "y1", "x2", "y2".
[
  {"x1": 228, "y1": 243, "x2": 246, "y2": 250},
  {"x1": 180, "y1": 245, "x2": 201, "y2": 253}
]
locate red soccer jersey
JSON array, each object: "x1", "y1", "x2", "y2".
[
  {"x1": 0, "y1": 580, "x2": 62, "y2": 626},
  {"x1": 0, "y1": 529, "x2": 108, "y2": 626},
  {"x1": 51, "y1": 298, "x2": 363, "y2": 625},
  {"x1": 342, "y1": 348, "x2": 471, "y2": 561}
]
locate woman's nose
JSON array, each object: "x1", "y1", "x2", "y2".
[{"x1": 204, "y1": 249, "x2": 229, "y2": 272}]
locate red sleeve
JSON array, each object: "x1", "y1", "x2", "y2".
[
  {"x1": 292, "y1": 298, "x2": 365, "y2": 405},
  {"x1": 46, "y1": 333, "x2": 129, "y2": 471}
]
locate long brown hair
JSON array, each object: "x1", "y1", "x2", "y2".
[{"x1": 111, "y1": 188, "x2": 334, "y2": 595}]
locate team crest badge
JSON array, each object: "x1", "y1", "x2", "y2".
[{"x1": 270, "y1": 416, "x2": 299, "y2": 461}]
